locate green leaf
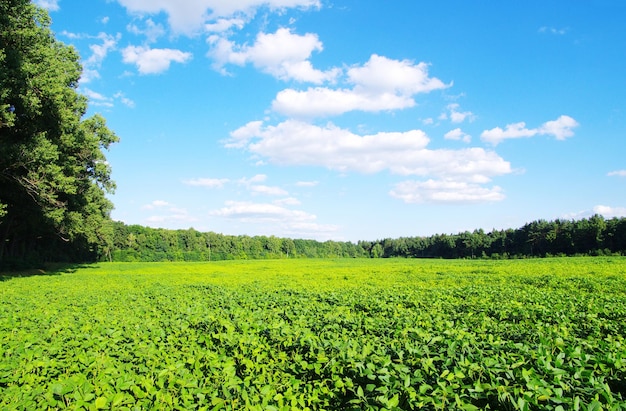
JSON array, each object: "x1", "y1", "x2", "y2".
[{"x1": 94, "y1": 396, "x2": 107, "y2": 409}]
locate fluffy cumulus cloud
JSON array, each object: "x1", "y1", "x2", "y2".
[
  {"x1": 209, "y1": 28, "x2": 340, "y2": 83},
  {"x1": 390, "y1": 180, "x2": 505, "y2": 204},
  {"x1": 228, "y1": 119, "x2": 512, "y2": 203},
  {"x1": 539, "y1": 116, "x2": 579, "y2": 139},
  {"x1": 122, "y1": 46, "x2": 192, "y2": 74},
  {"x1": 115, "y1": 0, "x2": 320, "y2": 35},
  {"x1": 272, "y1": 54, "x2": 449, "y2": 117},
  {"x1": 228, "y1": 120, "x2": 511, "y2": 183},
  {"x1": 348, "y1": 55, "x2": 447, "y2": 95},
  {"x1": 481, "y1": 115, "x2": 579, "y2": 145},
  {"x1": 439, "y1": 103, "x2": 475, "y2": 123},
  {"x1": 444, "y1": 128, "x2": 471, "y2": 143}
]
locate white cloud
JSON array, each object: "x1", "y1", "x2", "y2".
[
  {"x1": 608, "y1": 170, "x2": 626, "y2": 177},
  {"x1": 60, "y1": 30, "x2": 83, "y2": 40},
  {"x1": 122, "y1": 45, "x2": 192, "y2": 74},
  {"x1": 205, "y1": 18, "x2": 246, "y2": 33},
  {"x1": 538, "y1": 115, "x2": 579, "y2": 140},
  {"x1": 115, "y1": 0, "x2": 320, "y2": 35},
  {"x1": 82, "y1": 88, "x2": 114, "y2": 107},
  {"x1": 592, "y1": 205, "x2": 626, "y2": 218},
  {"x1": 282, "y1": 222, "x2": 340, "y2": 239},
  {"x1": 228, "y1": 120, "x2": 511, "y2": 183},
  {"x1": 238, "y1": 174, "x2": 267, "y2": 185},
  {"x1": 81, "y1": 33, "x2": 120, "y2": 83},
  {"x1": 35, "y1": 0, "x2": 59, "y2": 11},
  {"x1": 211, "y1": 201, "x2": 314, "y2": 222},
  {"x1": 83, "y1": 88, "x2": 108, "y2": 101},
  {"x1": 233, "y1": 174, "x2": 288, "y2": 196},
  {"x1": 82, "y1": 88, "x2": 135, "y2": 109},
  {"x1": 86, "y1": 33, "x2": 119, "y2": 66},
  {"x1": 183, "y1": 178, "x2": 230, "y2": 188},
  {"x1": 142, "y1": 200, "x2": 171, "y2": 210},
  {"x1": 481, "y1": 122, "x2": 537, "y2": 143},
  {"x1": 565, "y1": 205, "x2": 626, "y2": 220},
  {"x1": 440, "y1": 103, "x2": 475, "y2": 123},
  {"x1": 272, "y1": 54, "x2": 449, "y2": 117},
  {"x1": 273, "y1": 87, "x2": 414, "y2": 118},
  {"x1": 228, "y1": 121, "x2": 264, "y2": 148},
  {"x1": 481, "y1": 115, "x2": 578, "y2": 145},
  {"x1": 127, "y1": 19, "x2": 166, "y2": 43},
  {"x1": 390, "y1": 180, "x2": 505, "y2": 204},
  {"x1": 81, "y1": 69, "x2": 101, "y2": 84},
  {"x1": 249, "y1": 185, "x2": 289, "y2": 196},
  {"x1": 444, "y1": 128, "x2": 471, "y2": 143},
  {"x1": 349, "y1": 55, "x2": 447, "y2": 95},
  {"x1": 113, "y1": 92, "x2": 136, "y2": 108},
  {"x1": 539, "y1": 26, "x2": 568, "y2": 35},
  {"x1": 210, "y1": 200, "x2": 338, "y2": 239},
  {"x1": 209, "y1": 28, "x2": 340, "y2": 83}
]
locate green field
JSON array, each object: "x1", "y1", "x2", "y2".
[{"x1": 1, "y1": 258, "x2": 626, "y2": 410}]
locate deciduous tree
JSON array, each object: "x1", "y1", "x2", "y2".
[{"x1": 0, "y1": 0, "x2": 118, "y2": 265}]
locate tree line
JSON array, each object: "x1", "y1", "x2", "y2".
[
  {"x1": 107, "y1": 222, "x2": 367, "y2": 262},
  {"x1": 100, "y1": 215, "x2": 625, "y2": 263},
  {"x1": 361, "y1": 215, "x2": 626, "y2": 259}
]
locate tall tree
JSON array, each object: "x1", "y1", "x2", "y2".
[{"x1": 0, "y1": 0, "x2": 118, "y2": 265}]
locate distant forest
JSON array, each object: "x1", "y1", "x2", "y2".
[{"x1": 105, "y1": 214, "x2": 625, "y2": 262}]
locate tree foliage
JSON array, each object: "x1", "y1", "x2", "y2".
[
  {"x1": 104, "y1": 215, "x2": 626, "y2": 263},
  {"x1": 107, "y1": 223, "x2": 368, "y2": 262},
  {"x1": 363, "y1": 215, "x2": 626, "y2": 259},
  {"x1": 0, "y1": 0, "x2": 118, "y2": 267}
]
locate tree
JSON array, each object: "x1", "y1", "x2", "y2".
[
  {"x1": 0, "y1": 0, "x2": 118, "y2": 266},
  {"x1": 281, "y1": 238, "x2": 295, "y2": 258},
  {"x1": 371, "y1": 243, "x2": 384, "y2": 258}
]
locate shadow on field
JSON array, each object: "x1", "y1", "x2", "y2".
[{"x1": 0, "y1": 263, "x2": 94, "y2": 282}]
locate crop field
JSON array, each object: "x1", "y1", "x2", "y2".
[{"x1": 1, "y1": 258, "x2": 626, "y2": 410}]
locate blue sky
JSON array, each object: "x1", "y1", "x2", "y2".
[{"x1": 40, "y1": 0, "x2": 626, "y2": 241}]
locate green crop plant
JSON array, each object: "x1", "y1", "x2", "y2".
[{"x1": 1, "y1": 258, "x2": 625, "y2": 409}]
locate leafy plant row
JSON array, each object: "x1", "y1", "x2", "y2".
[{"x1": 1, "y1": 258, "x2": 625, "y2": 409}]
